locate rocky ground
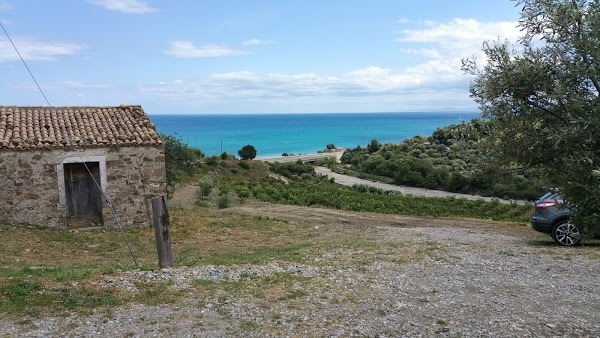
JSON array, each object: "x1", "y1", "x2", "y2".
[{"x1": 1, "y1": 201, "x2": 599, "y2": 337}]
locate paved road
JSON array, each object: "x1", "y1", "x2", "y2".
[{"x1": 314, "y1": 166, "x2": 529, "y2": 205}]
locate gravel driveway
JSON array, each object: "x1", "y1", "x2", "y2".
[
  {"x1": 2, "y1": 203, "x2": 599, "y2": 337},
  {"x1": 315, "y1": 166, "x2": 528, "y2": 205}
]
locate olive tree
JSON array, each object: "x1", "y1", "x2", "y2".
[
  {"x1": 463, "y1": 0, "x2": 600, "y2": 236},
  {"x1": 238, "y1": 144, "x2": 257, "y2": 160}
]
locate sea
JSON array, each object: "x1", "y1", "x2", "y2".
[{"x1": 149, "y1": 112, "x2": 480, "y2": 158}]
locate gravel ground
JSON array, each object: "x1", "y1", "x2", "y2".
[
  {"x1": 315, "y1": 166, "x2": 528, "y2": 205},
  {"x1": 1, "y1": 203, "x2": 599, "y2": 337}
]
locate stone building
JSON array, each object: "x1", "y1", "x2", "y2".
[{"x1": 0, "y1": 105, "x2": 166, "y2": 229}]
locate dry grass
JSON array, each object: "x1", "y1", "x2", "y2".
[{"x1": 0, "y1": 209, "x2": 306, "y2": 270}]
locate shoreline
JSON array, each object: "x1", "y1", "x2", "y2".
[{"x1": 258, "y1": 149, "x2": 344, "y2": 163}]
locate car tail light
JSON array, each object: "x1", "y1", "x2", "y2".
[{"x1": 535, "y1": 201, "x2": 557, "y2": 209}]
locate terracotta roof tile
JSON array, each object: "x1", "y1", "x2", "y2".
[{"x1": 0, "y1": 105, "x2": 163, "y2": 150}]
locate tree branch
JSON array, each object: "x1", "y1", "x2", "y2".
[{"x1": 524, "y1": 98, "x2": 570, "y2": 125}]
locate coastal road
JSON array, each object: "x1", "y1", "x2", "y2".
[
  {"x1": 314, "y1": 166, "x2": 529, "y2": 205},
  {"x1": 259, "y1": 151, "x2": 344, "y2": 163}
]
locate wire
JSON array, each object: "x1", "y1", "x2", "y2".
[{"x1": 1, "y1": 19, "x2": 140, "y2": 268}]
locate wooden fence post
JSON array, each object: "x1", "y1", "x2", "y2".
[{"x1": 152, "y1": 196, "x2": 174, "y2": 268}]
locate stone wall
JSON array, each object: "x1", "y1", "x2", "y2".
[{"x1": 0, "y1": 145, "x2": 166, "y2": 229}]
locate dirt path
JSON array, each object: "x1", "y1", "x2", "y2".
[{"x1": 315, "y1": 166, "x2": 528, "y2": 205}]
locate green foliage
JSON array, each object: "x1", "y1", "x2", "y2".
[
  {"x1": 340, "y1": 119, "x2": 545, "y2": 200},
  {"x1": 219, "y1": 177, "x2": 231, "y2": 195},
  {"x1": 238, "y1": 161, "x2": 251, "y2": 170},
  {"x1": 463, "y1": 0, "x2": 600, "y2": 235},
  {"x1": 217, "y1": 195, "x2": 230, "y2": 209},
  {"x1": 197, "y1": 173, "x2": 217, "y2": 200},
  {"x1": 161, "y1": 133, "x2": 204, "y2": 188},
  {"x1": 205, "y1": 155, "x2": 220, "y2": 166},
  {"x1": 238, "y1": 176, "x2": 532, "y2": 222},
  {"x1": 234, "y1": 181, "x2": 251, "y2": 202},
  {"x1": 238, "y1": 144, "x2": 257, "y2": 160},
  {"x1": 367, "y1": 139, "x2": 382, "y2": 153},
  {"x1": 319, "y1": 157, "x2": 338, "y2": 170},
  {"x1": 319, "y1": 144, "x2": 339, "y2": 153},
  {"x1": 268, "y1": 162, "x2": 315, "y2": 179},
  {"x1": 0, "y1": 266, "x2": 122, "y2": 315}
]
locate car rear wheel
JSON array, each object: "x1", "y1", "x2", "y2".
[{"x1": 551, "y1": 220, "x2": 581, "y2": 246}]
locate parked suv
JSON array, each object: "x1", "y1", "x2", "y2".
[{"x1": 531, "y1": 191, "x2": 581, "y2": 246}]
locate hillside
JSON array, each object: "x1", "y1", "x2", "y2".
[{"x1": 339, "y1": 118, "x2": 547, "y2": 201}]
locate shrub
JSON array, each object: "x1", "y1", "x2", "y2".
[
  {"x1": 197, "y1": 173, "x2": 216, "y2": 200},
  {"x1": 235, "y1": 185, "x2": 251, "y2": 202},
  {"x1": 161, "y1": 133, "x2": 204, "y2": 188},
  {"x1": 219, "y1": 179, "x2": 231, "y2": 195},
  {"x1": 205, "y1": 156, "x2": 220, "y2": 166},
  {"x1": 217, "y1": 195, "x2": 230, "y2": 209},
  {"x1": 269, "y1": 162, "x2": 315, "y2": 179}
]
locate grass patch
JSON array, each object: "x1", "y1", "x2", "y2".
[{"x1": 0, "y1": 278, "x2": 121, "y2": 316}]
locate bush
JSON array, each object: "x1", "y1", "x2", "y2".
[
  {"x1": 197, "y1": 173, "x2": 216, "y2": 200},
  {"x1": 235, "y1": 184, "x2": 251, "y2": 202},
  {"x1": 219, "y1": 178, "x2": 231, "y2": 195},
  {"x1": 269, "y1": 162, "x2": 315, "y2": 179},
  {"x1": 205, "y1": 156, "x2": 220, "y2": 166},
  {"x1": 162, "y1": 133, "x2": 204, "y2": 188},
  {"x1": 217, "y1": 195, "x2": 230, "y2": 209}
]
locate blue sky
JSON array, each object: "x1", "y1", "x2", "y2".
[{"x1": 0, "y1": 0, "x2": 523, "y2": 114}]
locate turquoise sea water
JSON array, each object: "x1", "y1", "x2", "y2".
[{"x1": 150, "y1": 112, "x2": 480, "y2": 157}]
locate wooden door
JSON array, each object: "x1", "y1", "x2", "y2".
[{"x1": 64, "y1": 162, "x2": 102, "y2": 227}]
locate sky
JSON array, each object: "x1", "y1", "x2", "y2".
[{"x1": 0, "y1": 0, "x2": 524, "y2": 114}]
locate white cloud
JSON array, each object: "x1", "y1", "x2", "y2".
[
  {"x1": 164, "y1": 40, "x2": 251, "y2": 58},
  {"x1": 390, "y1": 18, "x2": 522, "y2": 94},
  {"x1": 0, "y1": 37, "x2": 86, "y2": 62},
  {"x1": 139, "y1": 63, "x2": 468, "y2": 105},
  {"x1": 397, "y1": 18, "x2": 520, "y2": 56},
  {"x1": 243, "y1": 38, "x2": 274, "y2": 46},
  {"x1": 88, "y1": 0, "x2": 157, "y2": 14}
]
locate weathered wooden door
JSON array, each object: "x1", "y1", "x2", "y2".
[{"x1": 64, "y1": 162, "x2": 102, "y2": 227}]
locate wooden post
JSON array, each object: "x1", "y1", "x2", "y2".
[{"x1": 152, "y1": 196, "x2": 174, "y2": 268}]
